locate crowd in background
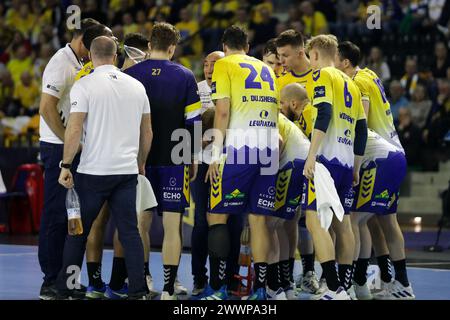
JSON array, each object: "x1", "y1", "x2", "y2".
[{"x1": 0, "y1": 0, "x2": 449, "y2": 170}]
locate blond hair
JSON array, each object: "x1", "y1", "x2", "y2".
[{"x1": 305, "y1": 34, "x2": 338, "y2": 58}]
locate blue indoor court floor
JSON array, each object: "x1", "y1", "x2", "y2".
[{"x1": 1, "y1": 244, "x2": 450, "y2": 300}]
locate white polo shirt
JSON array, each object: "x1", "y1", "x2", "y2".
[
  {"x1": 197, "y1": 80, "x2": 214, "y2": 113},
  {"x1": 40, "y1": 43, "x2": 83, "y2": 144},
  {"x1": 70, "y1": 64, "x2": 151, "y2": 175}
]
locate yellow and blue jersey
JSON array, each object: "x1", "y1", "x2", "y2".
[
  {"x1": 74, "y1": 61, "x2": 94, "y2": 81},
  {"x1": 276, "y1": 69, "x2": 314, "y2": 139},
  {"x1": 211, "y1": 54, "x2": 279, "y2": 150},
  {"x1": 353, "y1": 68, "x2": 403, "y2": 151},
  {"x1": 278, "y1": 113, "x2": 310, "y2": 167},
  {"x1": 311, "y1": 67, "x2": 366, "y2": 168}
]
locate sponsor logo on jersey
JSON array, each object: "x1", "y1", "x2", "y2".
[
  {"x1": 339, "y1": 112, "x2": 355, "y2": 124},
  {"x1": 225, "y1": 189, "x2": 246, "y2": 200},
  {"x1": 375, "y1": 189, "x2": 390, "y2": 200},
  {"x1": 288, "y1": 195, "x2": 300, "y2": 206},
  {"x1": 46, "y1": 84, "x2": 60, "y2": 93},
  {"x1": 314, "y1": 86, "x2": 325, "y2": 98}
]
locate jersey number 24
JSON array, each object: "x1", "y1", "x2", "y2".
[{"x1": 239, "y1": 63, "x2": 274, "y2": 91}]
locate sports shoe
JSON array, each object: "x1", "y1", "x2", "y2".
[
  {"x1": 284, "y1": 283, "x2": 297, "y2": 300},
  {"x1": 39, "y1": 283, "x2": 57, "y2": 300},
  {"x1": 161, "y1": 291, "x2": 178, "y2": 300},
  {"x1": 299, "y1": 271, "x2": 320, "y2": 294},
  {"x1": 174, "y1": 278, "x2": 188, "y2": 295},
  {"x1": 267, "y1": 287, "x2": 287, "y2": 300},
  {"x1": 85, "y1": 284, "x2": 107, "y2": 299},
  {"x1": 200, "y1": 285, "x2": 229, "y2": 300},
  {"x1": 104, "y1": 284, "x2": 128, "y2": 300},
  {"x1": 145, "y1": 274, "x2": 159, "y2": 299},
  {"x1": 319, "y1": 287, "x2": 351, "y2": 300},
  {"x1": 246, "y1": 287, "x2": 267, "y2": 300},
  {"x1": 191, "y1": 284, "x2": 215, "y2": 300},
  {"x1": 310, "y1": 279, "x2": 329, "y2": 300},
  {"x1": 192, "y1": 281, "x2": 207, "y2": 297},
  {"x1": 354, "y1": 282, "x2": 373, "y2": 300},
  {"x1": 373, "y1": 280, "x2": 415, "y2": 300},
  {"x1": 347, "y1": 285, "x2": 357, "y2": 300}
]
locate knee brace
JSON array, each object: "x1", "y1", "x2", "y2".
[{"x1": 208, "y1": 224, "x2": 230, "y2": 259}]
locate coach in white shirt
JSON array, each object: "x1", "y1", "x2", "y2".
[
  {"x1": 37, "y1": 18, "x2": 99, "y2": 300},
  {"x1": 56, "y1": 36, "x2": 152, "y2": 300}
]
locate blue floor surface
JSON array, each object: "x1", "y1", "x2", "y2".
[{"x1": 1, "y1": 244, "x2": 450, "y2": 300}]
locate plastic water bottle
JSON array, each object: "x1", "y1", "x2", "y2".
[
  {"x1": 238, "y1": 226, "x2": 251, "y2": 266},
  {"x1": 66, "y1": 188, "x2": 83, "y2": 235}
]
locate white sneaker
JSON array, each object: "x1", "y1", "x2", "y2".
[
  {"x1": 161, "y1": 291, "x2": 177, "y2": 300},
  {"x1": 284, "y1": 283, "x2": 297, "y2": 300},
  {"x1": 347, "y1": 285, "x2": 358, "y2": 300},
  {"x1": 299, "y1": 271, "x2": 320, "y2": 294},
  {"x1": 319, "y1": 287, "x2": 351, "y2": 300},
  {"x1": 354, "y1": 282, "x2": 373, "y2": 300},
  {"x1": 267, "y1": 287, "x2": 288, "y2": 300},
  {"x1": 174, "y1": 278, "x2": 188, "y2": 295},
  {"x1": 373, "y1": 280, "x2": 415, "y2": 300},
  {"x1": 309, "y1": 279, "x2": 328, "y2": 300},
  {"x1": 145, "y1": 275, "x2": 159, "y2": 299}
]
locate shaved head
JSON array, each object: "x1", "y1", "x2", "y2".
[
  {"x1": 207, "y1": 51, "x2": 225, "y2": 60},
  {"x1": 280, "y1": 83, "x2": 309, "y2": 120},
  {"x1": 281, "y1": 83, "x2": 308, "y2": 102},
  {"x1": 204, "y1": 51, "x2": 224, "y2": 86},
  {"x1": 90, "y1": 36, "x2": 117, "y2": 67}
]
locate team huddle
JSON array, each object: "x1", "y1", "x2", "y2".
[{"x1": 38, "y1": 18, "x2": 414, "y2": 301}]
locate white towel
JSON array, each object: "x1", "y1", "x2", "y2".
[
  {"x1": 314, "y1": 162, "x2": 344, "y2": 230},
  {"x1": 136, "y1": 174, "x2": 158, "y2": 213}
]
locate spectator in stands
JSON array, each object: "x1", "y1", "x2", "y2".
[
  {"x1": 422, "y1": 78, "x2": 450, "y2": 170},
  {"x1": 176, "y1": 8, "x2": 202, "y2": 56},
  {"x1": 82, "y1": 0, "x2": 107, "y2": 25},
  {"x1": 6, "y1": 44, "x2": 33, "y2": 85},
  {"x1": 286, "y1": 4, "x2": 301, "y2": 27},
  {"x1": 110, "y1": 0, "x2": 136, "y2": 26},
  {"x1": 187, "y1": 0, "x2": 211, "y2": 25},
  {"x1": 389, "y1": 80, "x2": 410, "y2": 122},
  {"x1": 0, "y1": 70, "x2": 16, "y2": 117},
  {"x1": 299, "y1": 0, "x2": 328, "y2": 36},
  {"x1": 406, "y1": 83, "x2": 432, "y2": 129},
  {"x1": 13, "y1": 71, "x2": 39, "y2": 116},
  {"x1": 333, "y1": 0, "x2": 359, "y2": 39},
  {"x1": 251, "y1": 0, "x2": 273, "y2": 24},
  {"x1": 33, "y1": 44, "x2": 54, "y2": 81},
  {"x1": 122, "y1": 12, "x2": 139, "y2": 35},
  {"x1": 136, "y1": 9, "x2": 153, "y2": 37},
  {"x1": 368, "y1": 46, "x2": 391, "y2": 83},
  {"x1": 5, "y1": 2, "x2": 35, "y2": 38},
  {"x1": 397, "y1": 107, "x2": 422, "y2": 167},
  {"x1": 249, "y1": 6, "x2": 278, "y2": 53},
  {"x1": 148, "y1": 0, "x2": 172, "y2": 22},
  {"x1": 401, "y1": 57, "x2": 421, "y2": 99},
  {"x1": 432, "y1": 41, "x2": 450, "y2": 79},
  {"x1": 234, "y1": 7, "x2": 250, "y2": 32}
]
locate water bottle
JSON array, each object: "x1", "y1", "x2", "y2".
[
  {"x1": 66, "y1": 188, "x2": 83, "y2": 235},
  {"x1": 238, "y1": 226, "x2": 251, "y2": 266}
]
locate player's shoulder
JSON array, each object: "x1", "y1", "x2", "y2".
[
  {"x1": 311, "y1": 66, "x2": 335, "y2": 82},
  {"x1": 44, "y1": 46, "x2": 74, "y2": 72}
]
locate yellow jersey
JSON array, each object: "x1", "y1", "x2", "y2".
[
  {"x1": 311, "y1": 67, "x2": 366, "y2": 168},
  {"x1": 276, "y1": 69, "x2": 314, "y2": 138},
  {"x1": 75, "y1": 61, "x2": 94, "y2": 81},
  {"x1": 353, "y1": 68, "x2": 403, "y2": 151},
  {"x1": 211, "y1": 54, "x2": 279, "y2": 150},
  {"x1": 278, "y1": 113, "x2": 310, "y2": 167}
]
